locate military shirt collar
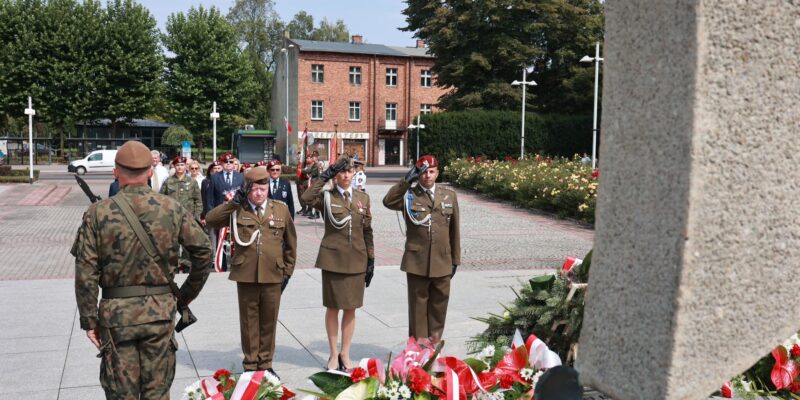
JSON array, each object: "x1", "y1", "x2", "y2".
[
  {"x1": 336, "y1": 185, "x2": 353, "y2": 198},
  {"x1": 248, "y1": 199, "x2": 267, "y2": 214},
  {"x1": 120, "y1": 184, "x2": 152, "y2": 194}
]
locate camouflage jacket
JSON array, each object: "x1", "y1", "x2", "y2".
[
  {"x1": 72, "y1": 184, "x2": 211, "y2": 330},
  {"x1": 160, "y1": 174, "x2": 202, "y2": 221}
]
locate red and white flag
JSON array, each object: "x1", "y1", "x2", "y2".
[
  {"x1": 214, "y1": 227, "x2": 228, "y2": 272},
  {"x1": 511, "y1": 329, "x2": 562, "y2": 370},
  {"x1": 284, "y1": 116, "x2": 292, "y2": 135},
  {"x1": 560, "y1": 256, "x2": 582, "y2": 272},
  {"x1": 231, "y1": 370, "x2": 264, "y2": 400}
]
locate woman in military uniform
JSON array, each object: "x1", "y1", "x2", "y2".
[
  {"x1": 161, "y1": 156, "x2": 203, "y2": 272},
  {"x1": 301, "y1": 155, "x2": 374, "y2": 371}
]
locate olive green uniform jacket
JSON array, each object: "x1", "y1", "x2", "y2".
[
  {"x1": 383, "y1": 180, "x2": 461, "y2": 278},
  {"x1": 160, "y1": 173, "x2": 202, "y2": 221},
  {"x1": 302, "y1": 179, "x2": 374, "y2": 273},
  {"x1": 72, "y1": 184, "x2": 212, "y2": 331},
  {"x1": 206, "y1": 199, "x2": 297, "y2": 283}
]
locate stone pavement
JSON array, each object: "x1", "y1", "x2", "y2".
[{"x1": 0, "y1": 176, "x2": 593, "y2": 399}]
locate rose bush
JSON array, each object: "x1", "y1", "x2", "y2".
[{"x1": 444, "y1": 155, "x2": 598, "y2": 224}]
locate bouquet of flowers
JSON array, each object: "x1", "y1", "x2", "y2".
[
  {"x1": 302, "y1": 330, "x2": 561, "y2": 400},
  {"x1": 720, "y1": 333, "x2": 800, "y2": 399},
  {"x1": 182, "y1": 369, "x2": 296, "y2": 400}
]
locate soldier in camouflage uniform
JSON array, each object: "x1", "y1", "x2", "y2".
[
  {"x1": 303, "y1": 151, "x2": 322, "y2": 219},
  {"x1": 161, "y1": 156, "x2": 203, "y2": 272},
  {"x1": 73, "y1": 141, "x2": 211, "y2": 400}
]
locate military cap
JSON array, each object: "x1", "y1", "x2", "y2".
[
  {"x1": 255, "y1": 160, "x2": 267, "y2": 167},
  {"x1": 218, "y1": 152, "x2": 235, "y2": 162},
  {"x1": 172, "y1": 156, "x2": 188, "y2": 165},
  {"x1": 334, "y1": 154, "x2": 355, "y2": 170},
  {"x1": 353, "y1": 159, "x2": 365, "y2": 166},
  {"x1": 266, "y1": 159, "x2": 282, "y2": 170},
  {"x1": 245, "y1": 166, "x2": 269, "y2": 183},
  {"x1": 416, "y1": 155, "x2": 439, "y2": 168},
  {"x1": 115, "y1": 141, "x2": 152, "y2": 169}
]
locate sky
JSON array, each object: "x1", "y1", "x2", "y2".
[{"x1": 138, "y1": 0, "x2": 418, "y2": 47}]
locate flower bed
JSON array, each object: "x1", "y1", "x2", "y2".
[{"x1": 443, "y1": 156, "x2": 597, "y2": 224}]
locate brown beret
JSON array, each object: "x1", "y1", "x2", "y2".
[
  {"x1": 116, "y1": 141, "x2": 152, "y2": 169},
  {"x1": 245, "y1": 166, "x2": 269, "y2": 182}
]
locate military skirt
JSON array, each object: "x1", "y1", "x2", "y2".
[{"x1": 321, "y1": 270, "x2": 365, "y2": 309}]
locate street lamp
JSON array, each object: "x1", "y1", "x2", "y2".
[
  {"x1": 580, "y1": 41, "x2": 603, "y2": 170},
  {"x1": 281, "y1": 44, "x2": 295, "y2": 164},
  {"x1": 24, "y1": 96, "x2": 35, "y2": 184},
  {"x1": 511, "y1": 67, "x2": 536, "y2": 159},
  {"x1": 408, "y1": 115, "x2": 425, "y2": 162},
  {"x1": 210, "y1": 101, "x2": 219, "y2": 160}
]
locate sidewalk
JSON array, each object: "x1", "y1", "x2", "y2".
[{"x1": 2, "y1": 267, "x2": 540, "y2": 399}]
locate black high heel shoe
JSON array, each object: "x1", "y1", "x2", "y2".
[{"x1": 337, "y1": 354, "x2": 346, "y2": 372}]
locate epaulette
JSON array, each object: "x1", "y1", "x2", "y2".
[
  {"x1": 271, "y1": 199, "x2": 287, "y2": 206},
  {"x1": 438, "y1": 185, "x2": 456, "y2": 193}
]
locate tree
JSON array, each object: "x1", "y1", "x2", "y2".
[
  {"x1": 163, "y1": 5, "x2": 257, "y2": 153},
  {"x1": 286, "y1": 11, "x2": 314, "y2": 39},
  {"x1": 227, "y1": 0, "x2": 280, "y2": 129},
  {"x1": 286, "y1": 11, "x2": 349, "y2": 42},
  {"x1": 401, "y1": 0, "x2": 603, "y2": 112},
  {"x1": 162, "y1": 125, "x2": 193, "y2": 146},
  {"x1": 96, "y1": 0, "x2": 163, "y2": 138}
]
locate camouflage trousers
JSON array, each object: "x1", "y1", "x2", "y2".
[{"x1": 99, "y1": 320, "x2": 177, "y2": 400}]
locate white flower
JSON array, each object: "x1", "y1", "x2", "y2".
[
  {"x1": 531, "y1": 370, "x2": 544, "y2": 387},
  {"x1": 479, "y1": 345, "x2": 496, "y2": 360},
  {"x1": 265, "y1": 370, "x2": 281, "y2": 386},
  {"x1": 398, "y1": 385, "x2": 412, "y2": 399},
  {"x1": 377, "y1": 386, "x2": 390, "y2": 397},
  {"x1": 520, "y1": 368, "x2": 534, "y2": 381}
]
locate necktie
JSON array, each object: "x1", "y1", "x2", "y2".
[
  {"x1": 226, "y1": 173, "x2": 231, "y2": 185},
  {"x1": 272, "y1": 180, "x2": 278, "y2": 195},
  {"x1": 427, "y1": 189, "x2": 434, "y2": 201},
  {"x1": 344, "y1": 191, "x2": 351, "y2": 205},
  {"x1": 256, "y1": 206, "x2": 264, "y2": 221}
]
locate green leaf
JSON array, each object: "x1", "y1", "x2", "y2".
[
  {"x1": 463, "y1": 357, "x2": 488, "y2": 373},
  {"x1": 308, "y1": 371, "x2": 353, "y2": 397}
]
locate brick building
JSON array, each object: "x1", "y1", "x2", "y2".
[{"x1": 272, "y1": 35, "x2": 447, "y2": 166}]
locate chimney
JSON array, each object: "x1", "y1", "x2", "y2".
[
  {"x1": 416, "y1": 39, "x2": 425, "y2": 48},
  {"x1": 351, "y1": 34, "x2": 363, "y2": 44}
]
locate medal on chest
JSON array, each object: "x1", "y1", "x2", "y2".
[
  {"x1": 357, "y1": 200, "x2": 364, "y2": 213},
  {"x1": 268, "y1": 213, "x2": 274, "y2": 226}
]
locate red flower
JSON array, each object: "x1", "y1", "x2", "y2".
[
  {"x1": 591, "y1": 169, "x2": 599, "y2": 179},
  {"x1": 213, "y1": 369, "x2": 232, "y2": 381},
  {"x1": 790, "y1": 380, "x2": 800, "y2": 393},
  {"x1": 720, "y1": 382, "x2": 732, "y2": 398},
  {"x1": 350, "y1": 367, "x2": 368, "y2": 383},
  {"x1": 499, "y1": 374, "x2": 515, "y2": 389},
  {"x1": 771, "y1": 347, "x2": 800, "y2": 390},
  {"x1": 477, "y1": 372, "x2": 497, "y2": 389},
  {"x1": 407, "y1": 367, "x2": 432, "y2": 393},
  {"x1": 280, "y1": 386, "x2": 296, "y2": 400},
  {"x1": 792, "y1": 344, "x2": 800, "y2": 358}
]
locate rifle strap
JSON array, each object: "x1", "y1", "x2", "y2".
[{"x1": 111, "y1": 195, "x2": 188, "y2": 322}]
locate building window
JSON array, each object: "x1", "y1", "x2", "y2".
[
  {"x1": 386, "y1": 103, "x2": 397, "y2": 121},
  {"x1": 311, "y1": 100, "x2": 324, "y2": 120},
  {"x1": 312, "y1": 64, "x2": 324, "y2": 83},
  {"x1": 420, "y1": 104, "x2": 433, "y2": 115},
  {"x1": 349, "y1": 66, "x2": 361, "y2": 85},
  {"x1": 420, "y1": 70, "x2": 432, "y2": 87},
  {"x1": 386, "y1": 68, "x2": 398, "y2": 86},
  {"x1": 349, "y1": 101, "x2": 361, "y2": 121}
]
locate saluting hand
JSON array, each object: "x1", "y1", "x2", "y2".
[
  {"x1": 320, "y1": 159, "x2": 348, "y2": 181},
  {"x1": 232, "y1": 182, "x2": 253, "y2": 205},
  {"x1": 365, "y1": 258, "x2": 375, "y2": 287},
  {"x1": 404, "y1": 163, "x2": 428, "y2": 183}
]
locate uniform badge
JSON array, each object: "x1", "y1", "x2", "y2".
[
  {"x1": 357, "y1": 200, "x2": 364, "y2": 213},
  {"x1": 282, "y1": 190, "x2": 287, "y2": 197}
]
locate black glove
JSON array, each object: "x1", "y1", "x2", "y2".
[
  {"x1": 451, "y1": 265, "x2": 458, "y2": 278},
  {"x1": 404, "y1": 163, "x2": 428, "y2": 183},
  {"x1": 281, "y1": 275, "x2": 290, "y2": 293},
  {"x1": 365, "y1": 258, "x2": 375, "y2": 287},
  {"x1": 320, "y1": 159, "x2": 348, "y2": 181},
  {"x1": 232, "y1": 181, "x2": 253, "y2": 205}
]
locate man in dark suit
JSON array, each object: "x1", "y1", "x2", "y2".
[
  {"x1": 265, "y1": 160, "x2": 295, "y2": 219},
  {"x1": 207, "y1": 152, "x2": 245, "y2": 272}
]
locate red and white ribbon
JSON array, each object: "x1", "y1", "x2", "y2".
[
  {"x1": 512, "y1": 329, "x2": 562, "y2": 370},
  {"x1": 446, "y1": 368, "x2": 460, "y2": 400},
  {"x1": 214, "y1": 227, "x2": 228, "y2": 272},
  {"x1": 230, "y1": 370, "x2": 264, "y2": 400},
  {"x1": 560, "y1": 256, "x2": 582, "y2": 272},
  {"x1": 200, "y1": 377, "x2": 225, "y2": 400}
]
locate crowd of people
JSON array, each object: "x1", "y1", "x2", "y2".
[{"x1": 72, "y1": 141, "x2": 461, "y2": 400}]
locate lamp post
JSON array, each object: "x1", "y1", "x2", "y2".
[
  {"x1": 580, "y1": 41, "x2": 603, "y2": 170},
  {"x1": 511, "y1": 67, "x2": 537, "y2": 159},
  {"x1": 210, "y1": 101, "x2": 219, "y2": 160},
  {"x1": 408, "y1": 115, "x2": 425, "y2": 162},
  {"x1": 24, "y1": 96, "x2": 35, "y2": 184},
  {"x1": 281, "y1": 44, "x2": 294, "y2": 164}
]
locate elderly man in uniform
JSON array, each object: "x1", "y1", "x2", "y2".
[
  {"x1": 73, "y1": 141, "x2": 211, "y2": 400},
  {"x1": 206, "y1": 167, "x2": 297, "y2": 377},
  {"x1": 383, "y1": 155, "x2": 461, "y2": 340}
]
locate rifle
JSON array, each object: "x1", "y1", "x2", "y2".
[{"x1": 74, "y1": 175, "x2": 102, "y2": 203}]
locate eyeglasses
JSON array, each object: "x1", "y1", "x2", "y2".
[
  {"x1": 225, "y1": 160, "x2": 236, "y2": 164},
  {"x1": 269, "y1": 168, "x2": 281, "y2": 172},
  {"x1": 190, "y1": 167, "x2": 199, "y2": 170}
]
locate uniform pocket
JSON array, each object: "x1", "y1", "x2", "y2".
[
  {"x1": 166, "y1": 335, "x2": 178, "y2": 386},
  {"x1": 406, "y1": 243, "x2": 421, "y2": 252}
]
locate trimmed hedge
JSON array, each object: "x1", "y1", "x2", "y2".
[
  {"x1": 0, "y1": 168, "x2": 40, "y2": 183},
  {"x1": 409, "y1": 110, "x2": 592, "y2": 166}
]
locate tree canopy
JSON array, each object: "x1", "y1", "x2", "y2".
[{"x1": 402, "y1": 0, "x2": 604, "y2": 113}]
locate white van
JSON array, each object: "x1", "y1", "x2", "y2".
[{"x1": 68, "y1": 150, "x2": 118, "y2": 175}]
